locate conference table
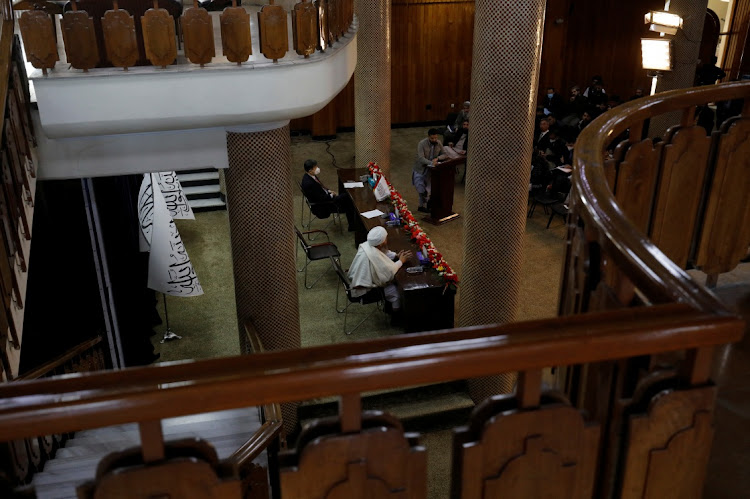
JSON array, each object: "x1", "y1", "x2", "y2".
[{"x1": 338, "y1": 168, "x2": 455, "y2": 333}]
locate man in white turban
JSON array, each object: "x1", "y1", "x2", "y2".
[{"x1": 348, "y1": 226, "x2": 412, "y2": 312}]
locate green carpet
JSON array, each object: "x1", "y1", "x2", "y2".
[{"x1": 151, "y1": 125, "x2": 566, "y2": 359}]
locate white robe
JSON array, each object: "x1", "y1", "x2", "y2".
[{"x1": 348, "y1": 242, "x2": 402, "y2": 296}]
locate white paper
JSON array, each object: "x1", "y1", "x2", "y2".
[
  {"x1": 343, "y1": 181, "x2": 364, "y2": 188},
  {"x1": 147, "y1": 173, "x2": 203, "y2": 297},
  {"x1": 361, "y1": 209, "x2": 384, "y2": 219}
]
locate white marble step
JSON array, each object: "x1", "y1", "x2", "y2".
[
  {"x1": 178, "y1": 171, "x2": 220, "y2": 183},
  {"x1": 183, "y1": 184, "x2": 221, "y2": 196},
  {"x1": 189, "y1": 198, "x2": 226, "y2": 209},
  {"x1": 32, "y1": 408, "x2": 264, "y2": 499}
]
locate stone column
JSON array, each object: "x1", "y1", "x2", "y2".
[
  {"x1": 650, "y1": 0, "x2": 709, "y2": 136},
  {"x1": 225, "y1": 122, "x2": 300, "y2": 429},
  {"x1": 459, "y1": 0, "x2": 546, "y2": 401},
  {"x1": 354, "y1": 0, "x2": 391, "y2": 175}
]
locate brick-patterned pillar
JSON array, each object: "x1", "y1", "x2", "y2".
[
  {"x1": 650, "y1": 0, "x2": 708, "y2": 136},
  {"x1": 354, "y1": 0, "x2": 391, "y2": 176},
  {"x1": 225, "y1": 122, "x2": 300, "y2": 430},
  {"x1": 459, "y1": 0, "x2": 546, "y2": 401}
]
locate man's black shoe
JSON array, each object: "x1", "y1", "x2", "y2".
[{"x1": 417, "y1": 206, "x2": 429, "y2": 213}]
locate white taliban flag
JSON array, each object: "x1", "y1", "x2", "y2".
[
  {"x1": 146, "y1": 173, "x2": 203, "y2": 296},
  {"x1": 138, "y1": 172, "x2": 194, "y2": 252}
]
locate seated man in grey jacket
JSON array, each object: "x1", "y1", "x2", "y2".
[{"x1": 412, "y1": 128, "x2": 448, "y2": 212}]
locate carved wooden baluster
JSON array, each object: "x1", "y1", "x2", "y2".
[
  {"x1": 0, "y1": 151, "x2": 26, "y2": 273},
  {"x1": 315, "y1": 0, "x2": 328, "y2": 52},
  {"x1": 220, "y1": 0, "x2": 252, "y2": 66},
  {"x1": 335, "y1": 0, "x2": 344, "y2": 38},
  {"x1": 60, "y1": 0, "x2": 99, "y2": 72},
  {"x1": 182, "y1": 0, "x2": 215, "y2": 67},
  {"x1": 141, "y1": 0, "x2": 177, "y2": 68},
  {"x1": 18, "y1": 9, "x2": 59, "y2": 76},
  {"x1": 102, "y1": 0, "x2": 139, "y2": 71},
  {"x1": 258, "y1": 0, "x2": 289, "y2": 63},
  {"x1": 292, "y1": 0, "x2": 316, "y2": 58},
  {"x1": 327, "y1": 0, "x2": 338, "y2": 44},
  {"x1": 4, "y1": 124, "x2": 32, "y2": 215},
  {"x1": 7, "y1": 94, "x2": 31, "y2": 167}
]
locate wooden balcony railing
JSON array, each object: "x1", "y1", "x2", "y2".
[
  {"x1": 15, "y1": 0, "x2": 355, "y2": 74},
  {"x1": 0, "y1": 1, "x2": 38, "y2": 382},
  {"x1": 0, "y1": 82, "x2": 747, "y2": 495}
]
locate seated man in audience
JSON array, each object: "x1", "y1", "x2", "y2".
[
  {"x1": 535, "y1": 118, "x2": 552, "y2": 153},
  {"x1": 412, "y1": 128, "x2": 448, "y2": 212},
  {"x1": 348, "y1": 226, "x2": 412, "y2": 321},
  {"x1": 453, "y1": 101, "x2": 470, "y2": 131},
  {"x1": 301, "y1": 159, "x2": 359, "y2": 231},
  {"x1": 443, "y1": 120, "x2": 469, "y2": 159}
]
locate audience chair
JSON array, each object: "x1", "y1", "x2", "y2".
[
  {"x1": 296, "y1": 180, "x2": 341, "y2": 237},
  {"x1": 527, "y1": 191, "x2": 560, "y2": 218},
  {"x1": 295, "y1": 227, "x2": 341, "y2": 289},
  {"x1": 546, "y1": 202, "x2": 569, "y2": 229},
  {"x1": 332, "y1": 258, "x2": 386, "y2": 335}
]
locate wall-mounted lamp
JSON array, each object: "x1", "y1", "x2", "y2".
[
  {"x1": 641, "y1": 38, "x2": 673, "y2": 71},
  {"x1": 644, "y1": 11, "x2": 684, "y2": 35}
]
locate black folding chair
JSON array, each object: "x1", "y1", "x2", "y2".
[
  {"x1": 331, "y1": 258, "x2": 385, "y2": 335},
  {"x1": 295, "y1": 227, "x2": 340, "y2": 289},
  {"x1": 297, "y1": 180, "x2": 341, "y2": 236}
]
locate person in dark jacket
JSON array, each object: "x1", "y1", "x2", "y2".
[{"x1": 301, "y1": 159, "x2": 359, "y2": 231}]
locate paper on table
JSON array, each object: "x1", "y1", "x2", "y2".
[
  {"x1": 361, "y1": 209, "x2": 384, "y2": 219},
  {"x1": 343, "y1": 181, "x2": 365, "y2": 188}
]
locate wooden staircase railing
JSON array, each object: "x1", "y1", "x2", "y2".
[
  {"x1": 15, "y1": 0, "x2": 356, "y2": 73},
  {"x1": 0, "y1": 303, "x2": 743, "y2": 496}
]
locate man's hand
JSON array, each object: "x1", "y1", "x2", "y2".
[
  {"x1": 398, "y1": 250, "x2": 413, "y2": 264},
  {"x1": 459, "y1": 150, "x2": 466, "y2": 155},
  {"x1": 432, "y1": 158, "x2": 439, "y2": 166}
]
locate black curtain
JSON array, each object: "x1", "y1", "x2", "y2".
[
  {"x1": 92, "y1": 175, "x2": 160, "y2": 366},
  {"x1": 19, "y1": 180, "x2": 106, "y2": 373}
]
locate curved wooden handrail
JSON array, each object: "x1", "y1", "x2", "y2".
[
  {"x1": 0, "y1": 18, "x2": 13, "y2": 132},
  {"x1": 573, "y1": 81, "x2": 750, "y2": 312},
  {"x1": 16, "y1": 336, "x2": 102, "y2": 381},
  {"x1": 225, "y1": 320, "x2": 284, "y2": 468},
  {"x1": 0, "y1": 303, "x2": 741, "y2": 441}
]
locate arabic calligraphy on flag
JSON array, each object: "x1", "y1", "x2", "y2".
[{"x1": 138, "y1": 173, "x2": 203, "y2": 297}]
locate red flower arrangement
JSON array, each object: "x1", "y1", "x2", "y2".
[{"x1": 367, "y1": 162, "x2": 458, "y2": 290}]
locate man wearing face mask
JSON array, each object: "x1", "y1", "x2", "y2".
[
  {"x1": 543, "y1": 87, "x2": 564, "y2": 117},
  {"x1": 301, "y1": 159, "x2": 359, "y2": 231}
]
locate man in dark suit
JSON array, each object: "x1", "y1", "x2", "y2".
[{"x1": 301, "y1": 159, "x2": 359, "y2": 231}]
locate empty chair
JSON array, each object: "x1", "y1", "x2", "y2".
[
  {"x1": 331, "y1": 258, "x2": 386, "y2": 335},
  {"x1": 295, "y1": 227, "x2": 340, "y2": 289},
  {"x1": 546, "y1": 202, "x2": 568, "y2": 228}
]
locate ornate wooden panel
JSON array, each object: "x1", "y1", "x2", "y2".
[
  {"x1": 258, "y1": 1, "x2": 289, "y2": 62},
  {"x1": 618, "y1": 386, "x2": 716, "y2": 499},
  {"x1": 453, "y1": 396, "x2": 599, "y2": 498},
  {"x1": 220, "y1": 5, "x2": 252, "y2": 64},
  {"x1": 182, "y1": 1, "x2": 215, "y2": 66},
  {"x1": 78, "y1": 439, "x2": 242, "y2": 498},
  {"x1": 648, "y1": 126, "x2": 711, "y2": 269},
  {"x1": 280, "y1": 413, "x2": 427, "y2": 498},
  {"x1": 18, "y1": 11, "x2": 59, "y2": 74},
  {"x1": 60, "y1": 6, "x2": 100, "y2": 72},
  {"x1": 614, "y1": 138, "x2": 663, "y2": 235},
  {"x1": 316, "y1": 0, "x2": 329, "y2": 51},
  {"x1": 102, "y1": 6, "x2": 139, "y2": 70},
  {"x1": 292, "y1": 0, "x2": 317, "y2": 58},
  {"x1": 141, "y1": 3, "x2": 177, "y2": 68},
  {"x1": 694, "y1": 116, "x2": 750, "y2": 275}
]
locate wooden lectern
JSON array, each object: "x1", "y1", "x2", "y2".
[{"x1": 424, "y1": 157, "x2": 464, "y2": 225}]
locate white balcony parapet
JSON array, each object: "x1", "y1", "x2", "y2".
[{"x1": 28, "y1": 9, "x2": 357, "y2": 138}]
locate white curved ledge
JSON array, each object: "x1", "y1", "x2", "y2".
[{"x1": 31, "y1": 19, "x2": 357, "y2": 138}]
